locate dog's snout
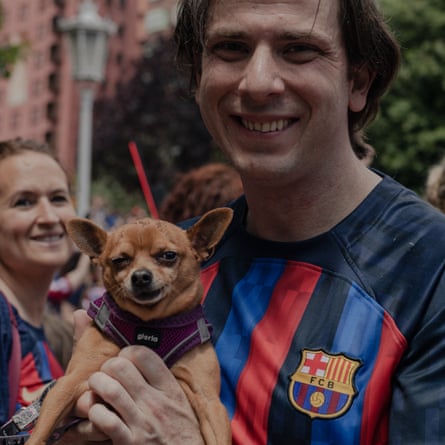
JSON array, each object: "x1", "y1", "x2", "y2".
[{"x1": 131, "y1": 269, "x2": 153, "y2": 288}]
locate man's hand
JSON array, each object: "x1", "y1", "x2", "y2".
[
  {"x1": 62, "y1": 310, "x2": 204, "y2": 444},
  {"x1": 84, "y1": 346, "x2": 204, "y2": 444}
]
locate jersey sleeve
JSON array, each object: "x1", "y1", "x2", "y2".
[{"x1": 389, "y1": 270, "x2": 445, "y2": 443}]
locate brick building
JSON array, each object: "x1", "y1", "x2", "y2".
[{"x1": 0, "y1": 0, "x2": 177, "y2": 176}]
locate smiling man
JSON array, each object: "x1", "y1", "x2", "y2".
[
  {"x1": 194, "y1": 0, "x2": 378, "y2": 241},
  {"x1": 64, "y1": 1, "x2": 445, "y2": 444}
]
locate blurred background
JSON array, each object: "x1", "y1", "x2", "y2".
[{"x1": 0, "y1": 0, "x2": 443, "y2": 218}]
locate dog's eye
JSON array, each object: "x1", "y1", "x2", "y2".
[
  {"x1": 111, "y1": 256, "x2": 131, "y2": 268},
  {"x1": 156, "y1": 251, "x2": 177, "y2": 265}
]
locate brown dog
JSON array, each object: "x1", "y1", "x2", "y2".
[{"x1": 27, "y1": 208, "x2": 233, "y2": 445}]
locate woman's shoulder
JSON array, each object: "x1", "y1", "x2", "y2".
[{"x1": 0, "y1": 291, "x2": 15, "y2": 334}]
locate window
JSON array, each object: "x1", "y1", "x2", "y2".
[
  {"x1": 18, "y1": 4, "x2": 28, "y2": 20},
  {"x1": 11, "y1": 111, "x2": 20, "y2": 130},
  {"x1": 30, "y1": 107, "x2": 41, "y2": 125}
]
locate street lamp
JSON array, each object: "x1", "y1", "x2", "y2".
[{"x1": 58, "y1": 0, "x2": 116, "y2": 217}]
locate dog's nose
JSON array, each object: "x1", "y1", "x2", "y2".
[{"x1": 131, "y1": 269, "x2": 153, "y2": 288}]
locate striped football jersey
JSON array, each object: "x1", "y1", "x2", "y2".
[{"x1": 197, "y1": 173, "x2": 445, "y2": 445}]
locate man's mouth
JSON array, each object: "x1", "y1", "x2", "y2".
[{"x1": 241, "y1": 118, "x2": 293, "y2": 133}]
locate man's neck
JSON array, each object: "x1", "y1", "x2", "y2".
[{"x1": 242, "y1": 164, "x2": 381, "y2": 242}]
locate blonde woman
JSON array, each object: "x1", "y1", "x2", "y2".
[{"x1": 0, "y1": 138, "x2": 76, "y2": 425}]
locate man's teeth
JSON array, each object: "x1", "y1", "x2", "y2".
[{"x1": 242, "y1": 119, "x2": 290, "y2": 132}]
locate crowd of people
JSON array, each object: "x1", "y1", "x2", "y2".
[{"x1": 1, "y1": 1, "x2": 445, "y2": 444}]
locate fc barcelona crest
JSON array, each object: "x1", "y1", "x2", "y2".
[{"x1": 288, "y1": 349, "x2": 361, "y2": 419}]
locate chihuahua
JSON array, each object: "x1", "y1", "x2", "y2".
[{"x1": 27, "y1": 207, "x2": 233, "y2": 445}]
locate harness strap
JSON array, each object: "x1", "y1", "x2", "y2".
[
  {"x1": 87, "y1": 292, "x2": 213, "y2": 368},
  {"x1": 6, "y1": 300, "x2": 20, "y2": 418}
]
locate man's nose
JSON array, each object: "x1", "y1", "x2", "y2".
[{"x1": 238, "y1": 45, "x2": 285, "y2": 100}]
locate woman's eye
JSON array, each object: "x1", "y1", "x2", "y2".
[
  {"x1": 14, "y1": 197, "x2": 33, "y2": 208},
  {"x1": 157, "y1": 251, "x2": 178, "y2": 264},
  {"x1": 51, "y1": 194, "x2": 69, "y2": 204}
]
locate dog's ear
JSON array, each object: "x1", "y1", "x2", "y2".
[
  {"x1": 186, "y1": 208, "x2": 233, "y2": 261},
  {"x1": 66, "y1": 218, "x2": 108, "y2": 258}
]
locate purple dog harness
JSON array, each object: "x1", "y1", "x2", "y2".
[{"x1": 87, "y1": 292, "x2": 213, "y2": 368}]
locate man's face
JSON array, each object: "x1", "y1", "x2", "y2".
[{"x1": 195, "y1": 0, "x2": 370, "y2": 185}]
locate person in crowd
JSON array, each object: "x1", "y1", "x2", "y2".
[
  {"x1": 42, "y1": 306, "x2": 75, "y2": 371},
  {"x1": 87, "y1": 195, "x2": 110, "y2": 229},
  {"x1": 125, "y1": 205, "x2": 147, "y2": 223},
  {"x1": 424, "y1": 155, "x2": 445, "y2": 213},
  {"x1": 48, "y1": 250, "x2": 91, "y2": 325},
  {"x1": 159, "y1": 162, "x2": 243, "y2": 223},
  {"x1": 63, "y1": 1, "x2": 445, "y2": 444},
  {"x1": 45, "y1": 251, "x2": 91, "y2": 369},
  {"x1": 0, "y1": 138, "x2": 77, "y2": 425}
]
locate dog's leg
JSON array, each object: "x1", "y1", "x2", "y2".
[
  {"x1": 27, "y1": 327, "x2": 120, "y2": 445},
  {"x1": 26, "y1": 375, "x2": 89, "y2": 445},
  {"x1": 172, "y1": 344, "x2": 232, "y2": 445}
]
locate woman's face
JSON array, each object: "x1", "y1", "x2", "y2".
[{"x1": 0, "y1": 152, "x2": 76, "y2": 275}]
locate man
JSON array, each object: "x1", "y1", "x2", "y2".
[{"x1": 67, "y1": 1, "x2": 445, "y2": 444}]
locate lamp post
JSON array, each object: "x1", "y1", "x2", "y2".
[{"x1": 58, "y1": 0, "x2": 116, "y2": 217}]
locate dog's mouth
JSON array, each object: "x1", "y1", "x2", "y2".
[
  {"x1": 127, "y1": 269, "x2": 167, "y2": 305},
  {"x1": 132, "y1": 287, "x2": 164, "y2": 305}
]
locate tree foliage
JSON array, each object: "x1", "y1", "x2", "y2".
[
  {"x1": 92, "y1": 36, "x2": 217, "y2": 208},
  {"x1": 369, "y1": 0, "x2": 445, "y2": 192}
]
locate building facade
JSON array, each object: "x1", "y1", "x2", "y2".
[{"x1": 0, "y1": 0, "x2": 177, "y2": 177}]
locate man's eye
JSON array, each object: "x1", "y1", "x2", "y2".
[
  {"x1": 111, "y1": 257, "x2": 131, "y2": 268},
  {"x1": 156, "y1": 251, "x2": 177, "y2": 264},
  {"x1": 209, "y1": 41, "x2": 249, "y2": 61},
  {"x1": 284, "y1": 44, "x2": 321, "y2": 63}
]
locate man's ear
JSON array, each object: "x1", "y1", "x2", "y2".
[{"x1": 349, "y1": 65, "x2": 375, "y2": 113}]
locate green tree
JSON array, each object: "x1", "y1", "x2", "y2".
[
  {"x1": 92, "y1": 36, "x2": 218, "y2": 210},
  {"x1": 368, "y1": 0, "x2": 445, "y2": 192}
]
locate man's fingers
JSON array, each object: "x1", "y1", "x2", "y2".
[{"x1": 118, "y1": 346, "x2": 180, "y2": 392}]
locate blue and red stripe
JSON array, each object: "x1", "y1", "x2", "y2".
[{"x1": 204, "y1": 259, "x2": 321, "y2": 444}]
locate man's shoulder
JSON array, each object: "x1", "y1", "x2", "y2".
[
  {"x1": 375, "y1": 175, "x2": 445, "y2": 236},
  {"x1": 338, "y1": 174, "x2": 445, "y2": 246}
]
